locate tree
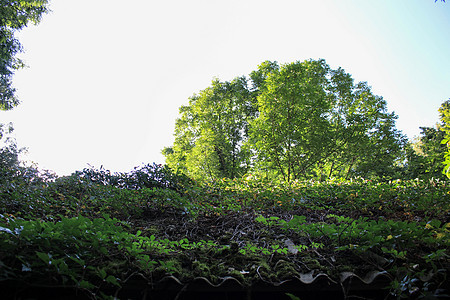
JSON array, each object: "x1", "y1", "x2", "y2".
[
  {"x1": 0, "y1": 122, "x2": 21, "y2": 168},
  {"x1": 250, "y1": 59, "x2": 405, "y2": 181},
  {"x1": 404, "y1": 126, "x2": 446, "y2": 179},
  {"x1": 438, "y1": 100, "x2": 450, "y2": 178},
  {"x1": 165, "y1": 59, "x2": 406, "y2": 182},
  {"x1": 401, "y1": 100, "x2": 450, "y2": 180},
  {"x1": 0, "y1": 122, "x2": 25, "y2": 189},
  {"x1": 0, "y1": 0, "x2": 50, "y2": 110},
  {"x1": 163, "y1": 77, "x2": 256, "y2": 181},
  {"x1": 249, "y1": 59, "x2": 333, "y2": 182},
  {"x1": 0, "y1": 1, "x2": 51, "y2": 191},
  {"x1": 323, "y1": 73, "x2": 406, "y2": 180},
  {"x1": 351, "y1": 112, "x2": 406, "y2": 179}
]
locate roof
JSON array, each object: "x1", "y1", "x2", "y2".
[{"x1": 1, "y1": 178, "x2": 449, "y2": 299}]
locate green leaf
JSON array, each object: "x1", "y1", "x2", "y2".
[
  {"x1": 78, "y1": 280, "x2": 95, "y2": 289},
  {"x1": 68, "y1": 255, "x2": 85, "y2": 267},
  {"x1": 286, "y1": 293, "x2": 301, "y2": 300},
  {"x1": 97, "y1": 268, "x2": 107, "y2": 279},
  {"x1": 429, "y1": 219, "x2": 442, "y2": 228},
  {"x1": 36, "y1": 252, "x2": 51, "y2": 265},
  {"x1": 105, "y1": 275, "x2": 120, "y2": 287}
]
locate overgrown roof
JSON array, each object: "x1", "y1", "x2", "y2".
[{"x1": 1, "y1": 171, "x2": 449, "y2": 299}]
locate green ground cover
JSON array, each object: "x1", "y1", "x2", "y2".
[{"x1": 0, "y1": 168, "x2": 449, "y2": 299}]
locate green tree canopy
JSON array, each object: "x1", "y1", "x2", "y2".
[
  {"x1": 438, "y1": 99, "x2": 450, "y2": 178},
  {"x1": 0, "y1": 0, "x2": 50, "y2": 110},
  {"x1": 250, "y1": 60, "x2": 405, "y2": 181},
  {"x1": 249, "y1": 60, "x2": 333, "y2": 181},
  {"x1": 0, "y1": 122, "x2": 20, "y2": 168},
  {"x1": 163, "y1": 77, "x2": 256, "y2": 180},
  {"x1": 404, "y1": 126, "x2": 446, "y2": 179},
  {"x1": 164, "y1": 59, "x2": 406, "y2": 182}
]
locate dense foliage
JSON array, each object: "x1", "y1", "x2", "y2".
[
  {"x1": 0, "y1": 0, "x2": 50, "y2": 110},
  {"x1": 404, "y1": 127, "x2": 447, "y2": 180},
  {"x1": 163, "y1": 77, "x2": 256, "y2": 180},
  {"x1": 1, "y1": 2, "x2": 448, "y2": 298},
  {"x1": 0, "y1": 163, "x2": 448, "y2": 299},
  {"x1": 439, "y1": 100, "x2": 450, "y2": 179},
  {"x1": 164, "y1": 59, "x2": 406, "y2": 182}
]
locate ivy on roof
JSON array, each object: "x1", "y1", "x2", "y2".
[{"x1": 0, "y1": 167, "x2": 449, "y2": 299}]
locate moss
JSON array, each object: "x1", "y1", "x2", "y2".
[
  {"x1": 303, "y1": 257, "x2": 321, "y2": 270},
  {"x1": 154, "y1": 259, "x2": 182, "y2": 278},
  {"x1": 229, "y1": 269, "x2": 245, "y2": 281},
  {"x1": 144, "y1": 225, "x2": 159, "y2": 235},
  {"x1": 326, "y1": 264, "x2": 354, "y2": 278},
  {"x1": 273, "y1": 259, "x2": 299, "y2": 280},
  {"x1": 192, "y1": 260, "x2": 211, "y2": 277},
  {"x1": 336, "y1": 265, "x2": 353, "y2": 272},
  {"x1": 252, "y1": 259, "x2": 276, "y2": 282},
  {"x1": 257, "y1": 259, "x2": 271, "y2": 271},
  {"x1": 213, "y1": 245, "x2": 232, "y2": 257}
]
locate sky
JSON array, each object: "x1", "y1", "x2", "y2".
[{"x1": 1, "y1": 0, "x2": 449, "y2": 176}]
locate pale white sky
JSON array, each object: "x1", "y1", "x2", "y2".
[{"x1": 1, "y1": 0, "x2": 449, "y2": 176}]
